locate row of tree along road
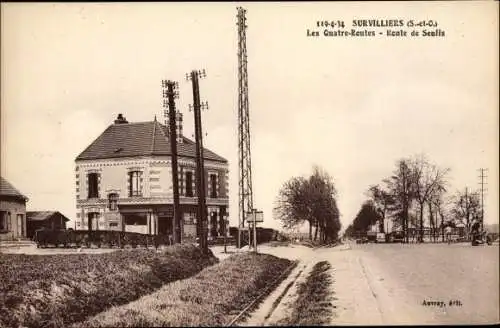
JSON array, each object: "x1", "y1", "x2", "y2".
[
  {"x1": 273, "y1": 166, "x2": 342, "y2": 245},
  {"x1": 345, "y1": 153, "x2": 493, "y2": 243}
]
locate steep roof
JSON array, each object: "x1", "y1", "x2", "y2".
[
  {"x1": 0, "y1": 177, "x2": 28, "y2": 201},
  {"x1": 26, "y1": 211, "x2": 70, "y2": 222},
  {"x1": 75, "y1": 120, "x2": 227, "y2": 163}
]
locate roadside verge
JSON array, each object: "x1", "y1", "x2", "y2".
[
  {"x1": 0, "y1": 244, "x2": 217, "y2": 328},
  {"x1": 73, "y1": 253, "x2": 294, "y2": 327}
]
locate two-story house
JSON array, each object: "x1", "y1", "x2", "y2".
[{"x1": 75, "y1": 113, "x2": 229, "y2": 241}]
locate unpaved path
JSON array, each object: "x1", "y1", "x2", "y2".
[{"x1": 231, "y1": 242, "x2": 499, "y2": 326}]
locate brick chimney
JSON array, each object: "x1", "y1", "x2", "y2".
[{"x1": 114, "y1": 113, "x2": 128, "y2": 124}]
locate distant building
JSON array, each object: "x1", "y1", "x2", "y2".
[
  {"x1": 74, "y1": 114, "x2": 229, "y2": 241},
  {"x1": 485, "y1": 223, "x2": 499, "y2": 234},
  {"x1": 0, "y1": 177, "x2": 28, "y2": 241},
  {"x1": 26, "y1": 211, "x2": 70, "y2": 239}
]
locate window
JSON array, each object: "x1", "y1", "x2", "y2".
[
  {"x1": 128, "y1": 171, "x2": 142, "y2": 197},
  {"x1": 108, "y1": 193, "x2": 118, "y2": 211},
  {"x1": 185, "y1": 171, "x2": 193, "y2": 197},
  {"x1": 184, "y1": 212, "x2": 196, "y2": 224},
  {"x1": 17, "y1": 214, "x2": 24, "y2": 235},
  {"x1": 124, "y1": 214, "x2": 147, "y2": 225},
  {"x1": 109, "y1": 222, "x2": 119, "y2": 227},
  {"x1": 210, "y1": 174, "x2": 217, "y2": 198},
  {"x1": 0, "y1": 211, "x2": 8, "y2": 232},
  {"x1": 87, "y1": 173, "x2": 99, "y2": 198},
  {"x1": 87, "y1": 212, "x2": 99, "y2": 230}
]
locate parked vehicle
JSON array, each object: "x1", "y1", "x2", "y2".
[
  {"x1": 472, "y1": 230, "x2": 493, "y2": 246},
  {"x1": 356, "y1": 237, "x2": 368, "y2": 244},
  {"x1": 389, "y1": 231, "x2": 405, "y2": 243},
  {"x1": 376, "y1": 233, "x2": 385, "y2": 243}
]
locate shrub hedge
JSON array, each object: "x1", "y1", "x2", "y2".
[
  {"x1": 0, "y1": 244, "x2": 218, "y2": 328},
  {"x1": 74, "y1": 253, "x2": 294, "y2": 327},
  {"x1": 34, "y1": 229, "x2": 173, "y2": 248}
]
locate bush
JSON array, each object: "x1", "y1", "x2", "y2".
[
  {"x1": 76, "y1": 253, "x2": 294, "y2": 327},
  {"x1": 0, "y1": 244, "x2": 218, "y2": 328}
]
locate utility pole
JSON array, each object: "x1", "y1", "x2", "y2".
[
  {"x1": 465, "y1": 187, "x2": 469, "y2": 240},
  {"x1": 236, "y1": 6, "x2": 254, "y2": 250},
  {"x1": 186, "y1": 69, "x2": 209, "y2": 254},
  {"x1": 162, "y1": 80, "x2": 181, "y2": 244},
  {"x1": 253, "y1": 209, "x2": 257, "y2": 253},
  {"x1": 478, "y1": 168, "x2": 488, "y2": 231}
]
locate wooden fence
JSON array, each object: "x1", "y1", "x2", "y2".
[{"x1": 34, "y1": 229, "x2": 173, "y2": 248}]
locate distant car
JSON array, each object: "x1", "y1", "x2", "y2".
[
  {"x1": 376, "y1": 233, "x2": 385, "y2": 243},
  {"x1": 389, "y1": 232, "x2": 405, "y2": 243}
]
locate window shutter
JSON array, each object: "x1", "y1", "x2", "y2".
[
  {"x1": 208, "y1": 173, "x2": 212, "y2": 198},
  {"x1": 179, "y1": 167, "x2": 184, "y2": 196},
  {"x1": 126, "y1": 172, "x2": 130, "y2": 197},
  {"x1": 86, "y1": 174, "x2": 90, "y2": 198},
  {"x1": 139, "y1": 171, "x2": 143, "y2": 196},
  {"x1": 97, "y1": 173, "x2": 101, "y2": 198},
  {"x1": 204, "y1": 168, "x2": 209, "y2": 196},
  {"x1": 216, "y1": 173, "x2": 219, "y2": 198}
]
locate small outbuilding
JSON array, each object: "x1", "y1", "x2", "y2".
[
  {"x1": 26, "y1": 211, "x2": 70, "y2": 239},
  {"x1": 0, "y1": 177, "x2": 28, "y2": 241}
]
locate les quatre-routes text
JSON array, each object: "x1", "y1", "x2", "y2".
[{"x1": 307, "y1": 19, "x2": 446, "y2": 38}]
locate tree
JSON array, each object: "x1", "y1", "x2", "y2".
[
  {"x1": 307, "y1": 166, "x2": 339, "y2": 242},
  {"x1": 410, "y1": 155, "x2": 450, "y2": 242},
  {"x1": 273, "y1": 176, "x2": 311, "y2": 236},
  {"x1": 349, "y1": 201, "x2": 381, "y2": 237},
  {"x1": 273, "y1": 166, "x2": 341, "y2": 244},
  {"x1": 429, "y1": 189, "x2": 448, "y2": 242},
  {"x1": 384, "y1": 158, "x2": 416, "y2": 243},
  {"x1": 366, "y1": 184, "x2": 394, "y2": 233},
  {"x1": 450, "y1": 189, "x2": 480, "y2": 241}
]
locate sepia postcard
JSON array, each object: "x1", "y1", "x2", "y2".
[{"x1": 1, "y1": 1, "x2": 498, "y2": 327}]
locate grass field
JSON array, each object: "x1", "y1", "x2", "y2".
[
  {"x1": 0, "y1": 244, "x2": 218, "y2": 328},
  {"x1": 277, "y1": 261, "x2": 334, "y2": 326},
  {"x1": 74, "y1": 253, "x2": 294, "y2": 327}
]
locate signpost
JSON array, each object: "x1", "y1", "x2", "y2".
[
  {"x1": 246, "y1": 209, "x2": 263, "y2": 253},
  {"x1": 223, "y1": 213, "x2": 229, "y2": 253}
]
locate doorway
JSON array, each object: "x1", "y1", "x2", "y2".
[
  {"x1": 210, "y1": 212, "x2": 218, "y2": 237},
  {"x1": 158, "y1": 216, "x2": 173, "y2": 236}
]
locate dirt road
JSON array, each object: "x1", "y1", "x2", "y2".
[{"x1": 217, "y1": 242, "x2": 500, "y2": 325}]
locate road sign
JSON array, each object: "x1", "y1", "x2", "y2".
[{"x1": 246, "y1": 210, "x2": 264, "y2": 223}]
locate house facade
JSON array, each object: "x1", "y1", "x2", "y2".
[
  {"x1": 75, "y1": 114, "x2": 229, "y2": 241},
  {"x1": 0, "y1": 177, "x2": 28, "y2": 241}
]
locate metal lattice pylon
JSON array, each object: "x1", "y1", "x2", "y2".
[{"x1": 237, "y1": 7, "x2": 253, "y2": 245}]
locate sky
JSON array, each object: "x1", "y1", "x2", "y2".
[{"x1": 1, "y1": 2, "x2": 498, "y2": 232}]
